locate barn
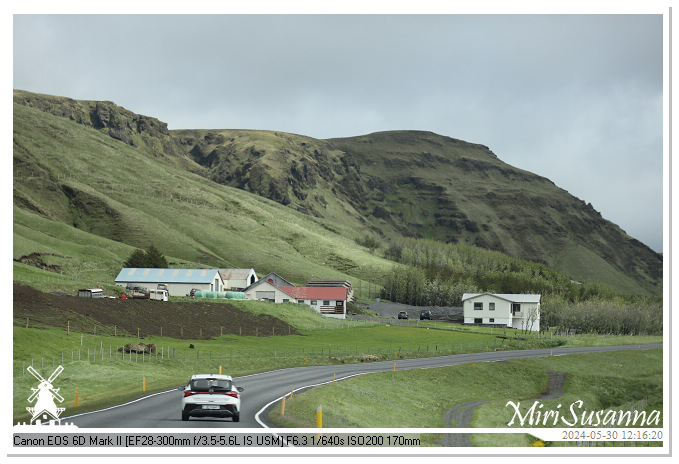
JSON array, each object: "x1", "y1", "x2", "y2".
[
  {"x1": 219, "y1": 268, "x2": 258, "y2": 291},
  {"x1": 114, "y1": 268, "x2": 225, "y2": 297}
]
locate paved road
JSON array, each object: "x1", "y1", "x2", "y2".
[{"x1": 62, "y1": 344, "x2": 662, "y2": 429}]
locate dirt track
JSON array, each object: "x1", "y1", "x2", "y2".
[
  {"x1": 437, "y1": 369, "x2": 567, "y2": 447},
  {"x1": 13, "y1": 283, "x2": 299, "y2": 339}
]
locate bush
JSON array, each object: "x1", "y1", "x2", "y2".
[{"x1": 123, "y1": 244, "x2": 168, "y2": 268}]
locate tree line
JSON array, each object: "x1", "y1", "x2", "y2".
[{"x1": 377, "y1": 237, "x2": 662, "y2": 335}]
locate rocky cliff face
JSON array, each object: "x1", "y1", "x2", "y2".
[
  {"x1": 13, "y1": 90, "x2": 201, "y2": 173},
  {"x1": 13, "y1": 90, "x2": 662, "y2": 294}
]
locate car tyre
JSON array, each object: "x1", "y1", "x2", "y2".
[
  {"x1": 233, "y1": 412, "x2": 240, "y2": 422},
  {"x1": 182, "y1": 411, "x2": 190, "y2": 421}
]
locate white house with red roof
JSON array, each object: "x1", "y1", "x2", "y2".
[
  {"x1": 244, "y1": 278, "x2": 348, "y2": 319},
  {"x1": 278, "y1": 286, "x2": 348, "y2": 318}
]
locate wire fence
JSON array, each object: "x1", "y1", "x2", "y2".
[{"x1": 14, "y1": 335, "x2": 559, "y2": 376}]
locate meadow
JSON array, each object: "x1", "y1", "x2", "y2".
[
  {"x1": 268, "y1": 348, "x2": 663, "y2": 447},
  {"x1": 12, "y1": 298, "x2": 662, "y2": 426}
]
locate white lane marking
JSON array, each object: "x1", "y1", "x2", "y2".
[
  {"x1": 254, "y1": 372, "x2": 370, "y2": 447},
  {"x1": 63, "y1": 388, "x2": 179, "y2": 420}
]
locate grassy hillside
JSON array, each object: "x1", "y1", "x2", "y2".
[
  {"x1": 174, "y1": 126, "x2": 661, "y2": 295},
  {"x1": 12, "y1": 90, "x2": 662, "y2": 297},
  {"x1": 13, "y1": 102, "x2": 392, "y2": 294}
]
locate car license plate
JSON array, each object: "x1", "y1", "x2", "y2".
[{"x1": 202, "y1": 405, "x2": 220, "y2": 410}]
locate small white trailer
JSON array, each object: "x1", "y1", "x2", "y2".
[{"x1": 149, "y1": 289, "x2": 169, "y2": 301}]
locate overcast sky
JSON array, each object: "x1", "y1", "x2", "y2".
[{"x1": 12, "y1": 11, "x2": 666, "y2": 253}]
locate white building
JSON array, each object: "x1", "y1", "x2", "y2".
[
  {"x1": 219, "y1": 269, "x2": 258, "y2": 290},
  {"x1": 244, "y1": 279, "x2": 348, "y2": 319},
  {"x1": 462, "y1": 293, "x2": 541, "y2": 332},
  {"x1": 114, "y1": 268, "x2": 225, "y2": 296}
]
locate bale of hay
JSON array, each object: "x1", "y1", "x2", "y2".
[{"x1": 118, "y1": 342, "x2": 157, "y2": 354}]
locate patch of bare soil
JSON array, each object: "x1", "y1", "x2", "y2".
[{"x1": 13, "y1": 283, "x2": 299, "y2": 339}]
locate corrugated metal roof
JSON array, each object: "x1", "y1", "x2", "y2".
[
  {"x1": 278, "y1": 286, "x2": 347, "y2": 300},
  {"x1": 115, "y1": 268, "x2": 221, "y2": 284},
  {"x1": 219, "y1": 269, "x2": 255, "y2": 281},
  {"x1": 462, "y1": 293, "x2": 541, "y2": 303}
]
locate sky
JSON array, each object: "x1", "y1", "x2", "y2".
[{"x1": 11, "y1": 7, "x2": 668, "y2": 253}]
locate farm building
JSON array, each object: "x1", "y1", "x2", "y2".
[
  {"x1": 114, "y1": 268, "x2": 225, "y2": 297},
  {"x1": 244, "y1": 278, "x2": 348, "y2": 319},
  {"x1": 219, "y1": 268, "x2": 258, "y2": 291},
  {"x1": 462, "y1": 293, "x2": 541, "y2": 331},
  {"x1": 243, "y1": 279, "x2": 286, "y2": 302},
  {"x1": 307, "y1": 279, "x2": 354, "y2": 302},
  {"x1": 77, "y1": 288, "x2": 103, "y2": 298},
  {"x1": 256, "y1": 272, "x2": 295, "y2": 288},
  {"x1": 278, "y1": 286, "x2": 348, "y2": 319}
]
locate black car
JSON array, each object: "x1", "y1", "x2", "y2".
[
  {"x1": 420, "y1": 310, "x2": 432, "y2": 320},
  {"x1": 397, "y1": 311, "x2": 408, "y2": 319}
]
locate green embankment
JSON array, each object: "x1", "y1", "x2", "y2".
[{"x1": 269, "y1": 349, "x2": 663, "y2": 447}]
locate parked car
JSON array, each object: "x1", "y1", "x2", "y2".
[
  {"x1": 420, "y1": 310, "x2": 432, "y2": 320},
  {"x1": 397, "y1": 311, "x2": 408, "y2": 319},
  {"x1": 179, "y1": 374, "x2": 244, "y2": 422}
]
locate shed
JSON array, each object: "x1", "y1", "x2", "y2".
[
  {"x1": 114, "y1": 268, "x2": 225, "y2": 297},
  {"x1": 78, "y1": 288, "x2": 103, "y2": 298}
]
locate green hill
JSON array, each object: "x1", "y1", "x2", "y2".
[
  {"x1": 12, "y1": 97, "x2": 391, "y2": 294},
  {"x1": 12, "y1": 90, "x2": 662, "y2": 296}
]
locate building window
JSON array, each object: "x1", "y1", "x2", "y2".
[
  {"x1": 474, "y1": 318, "x2": 482, "y2": 324},
  {"x1": 474, "y1": 302, "x2": 483, "y2": 310},
  {"x1": 283, "y1": 299, "x2": 289, "y2": 303},
  {"x1": 311, "y1": 300, "x2": 317, "y2": 305},
  {"x1": 323, "y1": 300, "x2": 330, "y2": 306},
  {"x1": 489, "y1": 318, "x2": 494, "y2": 323},
  {"x1": 298, "y1": 300, "x2": 305, "y2": 304},
  {"x1": 512, "y1": 303, "x2": 521, "y2": 315},
  {"x1": 489, "y1": 302, "x2": 495, "y2": 311}
]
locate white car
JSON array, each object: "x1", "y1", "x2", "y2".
[{"x1": 179, "y1": 374, "x2": 243, "y2": 422}]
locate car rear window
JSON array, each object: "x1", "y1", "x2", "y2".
[{"x1": 190, "y1": 378, "x2": 232, "y2": 392}]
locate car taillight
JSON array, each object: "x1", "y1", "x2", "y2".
[{"x1": 184, "y1": 391, "x2": 237, "y2": 398}]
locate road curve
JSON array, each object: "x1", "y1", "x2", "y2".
[{"x1": 63, "y1": 344, "x2": 662, "y2": 428}]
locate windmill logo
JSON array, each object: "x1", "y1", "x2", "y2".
[{"x1": 26, "y1": 365, "x2": 65, "y2": 424}]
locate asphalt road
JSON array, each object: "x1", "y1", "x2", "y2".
[{"x1": 63, "y1": 344, "x2": 662, "y2": 429}]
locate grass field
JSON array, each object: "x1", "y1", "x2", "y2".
[
  {"x1": 268, "y1": 349, "x2": 663, "y2": 447},
  {"x1": 12, "y1": 305, "x2": 662, "y2": 426}
]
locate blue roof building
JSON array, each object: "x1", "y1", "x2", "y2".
[{"x1": 115, "y1": 268, "x2": 225, "y2": 296}]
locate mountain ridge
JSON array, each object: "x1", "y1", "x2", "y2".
[{"x1": 12, "y1": 90, "x2": 662, "y2": 295}]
